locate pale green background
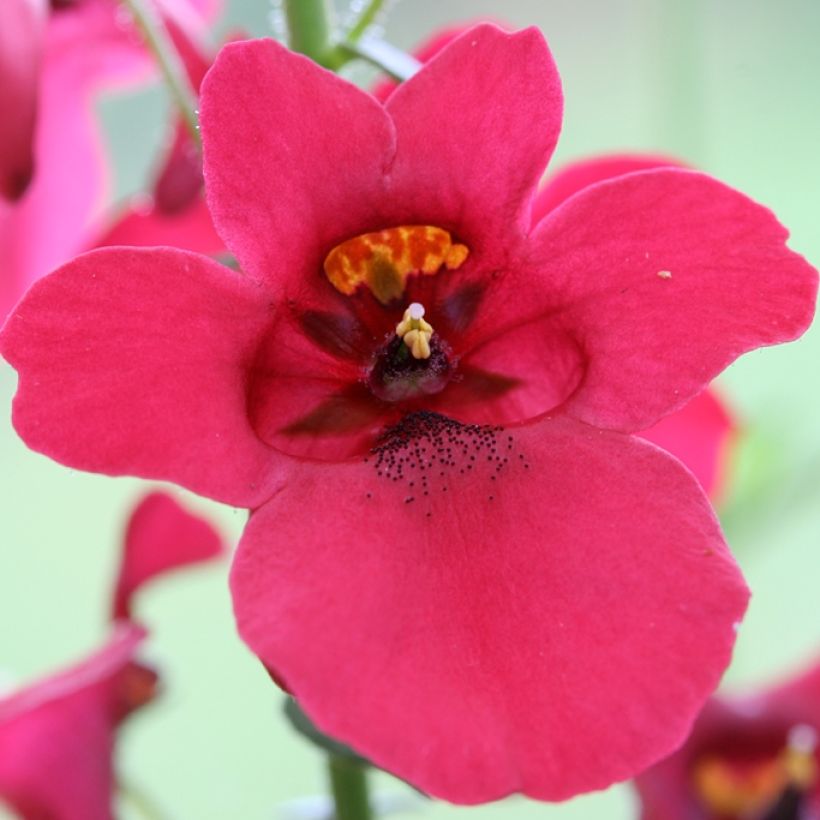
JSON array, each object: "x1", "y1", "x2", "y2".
[{"x1": 1, "y1": 1, "x2": 819, "y2": 818}]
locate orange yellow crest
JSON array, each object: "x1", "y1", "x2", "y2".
[{"x1": 323, "y1": 225, "x2": 469, "y2": 305}]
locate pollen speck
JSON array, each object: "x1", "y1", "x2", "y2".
[{"x1": 657, "y1": 270, "x2": 672, "y2": 280}]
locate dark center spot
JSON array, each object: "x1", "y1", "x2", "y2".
[
  {"x1": 364, "y1": 411, "x2": 529, "y2": 513},
  {"x1": 367, "y1": 334, "x2": 454, "y2": 402}
]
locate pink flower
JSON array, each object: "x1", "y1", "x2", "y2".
[
  {"x1": 0, "y1": 491, "x2": 223, "y2": 820},
  {"x1": 94, "y1": 16, "x2": 224, "y2": 258},
  {"x1": 1, "y1": 25, "x2": 816, "y2": 802},
  {"x1": 0, "y1": 0, "x2": 219, "y2": 320},
  {"x1": 635, "y1": 657, "x2": 820, "y2": 819}
]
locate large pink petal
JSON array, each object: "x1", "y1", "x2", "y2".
[
  {"x1": 0, "y1": 0, "x2": 45, "y2": 201},
  {"x1": 385, "y1": 24, "x2": 562, "y2": 249},
  {"x1": 531, "y1": 152, "x2": 681, "y2": 226},
  {"x1": 528, "y1": 169, "x2": 818, "y2": 432},
  {"x1": 232, "y1": 415, "x2": 748, "y2": 802},
  {"x1": 640, "y1": 389, "x2": 735, "y2": 501},
  {"x1": 0, "y1": 247, "x2": 281, "y2": 507},
  {"x1": 0, "y1": 624, "x2": 148, "y2": 820},
  {"x1": 112, "y1": 491, "x2": 224, "y2": 620},
  {"x1": 200, "y1": 38, "x2": 395, "y2": 294}
]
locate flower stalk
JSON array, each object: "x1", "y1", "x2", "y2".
[
  {"x1": 283, "y1": 0, "x2": 341, "y2": 67},
  {"x1": 120, "y1": 0, "x2": 201, "y2": 147},
  {"x1": 282, "y1": 0, "x2": 419, "y2": 80},
  {"x1": 328, "y1": 753, "x2": 373, "y2": 820}
]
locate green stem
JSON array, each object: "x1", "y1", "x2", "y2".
[
  {"x1": 336, "y1": 37, "x2": 420, "y2": 82},
  {"x1": 328, "y1": 754, "x2": 373, "y2": 820},
  {"x1": 346, "y1": 0, "x2": 384, "y2": 43},
  {"x1": 283, "y1": 0, "x2": 340, "y2": 67},
  {"x1": 120, "y1": 0, "x2": 201, "y2": 148}
]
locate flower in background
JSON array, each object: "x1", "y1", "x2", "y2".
[
  {"x1": 0, "y1": 491, "x2": 223, "y2": 820},
  {"x1": 94, "y1": 15, "x2": 225, "y2": 258},
  {"x1": 0, "y1": 0, "x2": 220, "y2": 320},
  {"x1": 1, "y1": 24, "x2": 816, "y2": 803},
  {"x1": 635, "y1": 656, "x2": 820, "y2": 820}
]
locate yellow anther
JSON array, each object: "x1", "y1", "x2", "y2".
[
  {"x1": 396, "y1": 303, "x2": 433, "y2": 360},
  {"x1": 324, "y1": 225, "x2": 470, "y2": 305}
]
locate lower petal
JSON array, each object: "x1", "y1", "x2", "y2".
[{"x1": 231, "y1": 414, "x2": 748, "y2": 802}]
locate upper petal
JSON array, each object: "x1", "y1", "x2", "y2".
[
  {"x1": 112, "y1": 491, "x2": 224, "y2": 620},
  {"x1": 529, "y1": 168, "x2": 818, "y2": 431},
  {"x1": 232, "y1": 415, "x2": 748, "y2": 802},
  {"x1": 0, "y1": 624, "x2": 146, "y2": 820},
  {"x1": 0, "y1": 247, "x2": 281, "y2": 508},
  {"x1": 385, "y1": 24, "x2": 562, "y2": 249},
  {"x1": 200, "y1": 38, "x2": 395, "y2": 296},
  {"x1": 531, "y1": 152, "x2": 681, "y2": 226}
]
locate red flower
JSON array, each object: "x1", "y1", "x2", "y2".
[
  {"x1": 94, "y1": 16, "x2": 224, "y2": 258},
  {"x1": 0, "y1": 0, "x2": 219, "y2": 320},
  {"x1": 635, "y1": 657, "x2": 820, "y2": 819},
  {"x1": 1, "y1": 25, "x2": 816, "y2": 802},
  {"x1": 0, "y1": 492, "x2": 223, "y2": 820}
]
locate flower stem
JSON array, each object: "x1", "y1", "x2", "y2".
[
  {"x1": 345, "y1": 0, "x2": 384, "y2": 43},
  {"x1": 337, "y1": 37, "x2": 420, "y2": 82},
  {"x1": 120, "y1": 0, "x2": 201, "y2": 148},
  {"x1": 283, "y1": 0, "x2": 341, "y2": 67},
  {"x1": 327, "y1": 753, "x2": 373, "y2": 820}
]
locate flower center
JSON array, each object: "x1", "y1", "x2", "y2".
[
  {"x1": 367, "y1": 302, "x2": 454, "y2": 403},
  {"x1": 692, "y1": 724, "x2": 818, "y2": 819},
  {"x1": 323, "y1": 225, "x2": 469, "y2": 305}
]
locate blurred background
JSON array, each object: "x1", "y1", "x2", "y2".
[{"x1": 1, "y1": 0, "x2": 819, "y2": 817}]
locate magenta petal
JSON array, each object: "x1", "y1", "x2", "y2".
[
  {"x1": 200, "y1": 38, "x2": 395, "y2": 293},
  {"x1": 386, "y1": 24, "x2": 562, "y2": 246},
  {"x1": 640, "y1": 389, "x2": 735, "y2": 500},
  {"x1": 0, "y1": 0, "x2": 45, "y2": 201},
  {"x1": 531, "y1": 152, "x2": 681, "y2": 226},
  {"x1": 94, "y1": 195, "x2": 224, "y2": 256},
  {"x1": 530, "y1": 169, "x2": 818, "y2": 431},
  {"x1": 112, "y1": 491, "x2": 224, "y2": 620},
  {"x1": 0, "y1": 247, "x2": 281, "y2": 507},
  {"x1": 232, "y1": 416, "x2": 748, "y2": 802},
  {"x1": 0, "y1": 624, "x2": 147, "y2": 820}
]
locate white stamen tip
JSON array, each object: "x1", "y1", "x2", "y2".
[
  {"x1": 788, "y1": 724, "x2": 818, "y2": 754},
  {"x1": 408, "y1": 302, "x2": 425, "y2": 320}
]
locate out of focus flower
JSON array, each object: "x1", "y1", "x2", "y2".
[
  {"x1": 94, "y1": 16, "x2": 224, "y2": 257},
  {"x1": 1, "y1": 24, "x2": 816, "y2": 803},
  {"x1": 635, "y1": 656, "x2": 820, "y2": 820},
  {"x1": 0, "y1": 491, "x2": 223, "y2": 819},
  {"x1": 0, "y1": 0, "x2": 219, "y2": 320}
]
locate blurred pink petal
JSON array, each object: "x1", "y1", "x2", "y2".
[
  {"x1": 0, "y1": 0, "x2": 221, "y2": 320},
  {"x1": 0, "y1": 625, "x2": 153, "y2": 820},
  {"x1": 0, "y1": 0, "x2": 46, "y2": 201},
  {"x1": 112, "y1": 491, "x2": 224, "y2": 620}
]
